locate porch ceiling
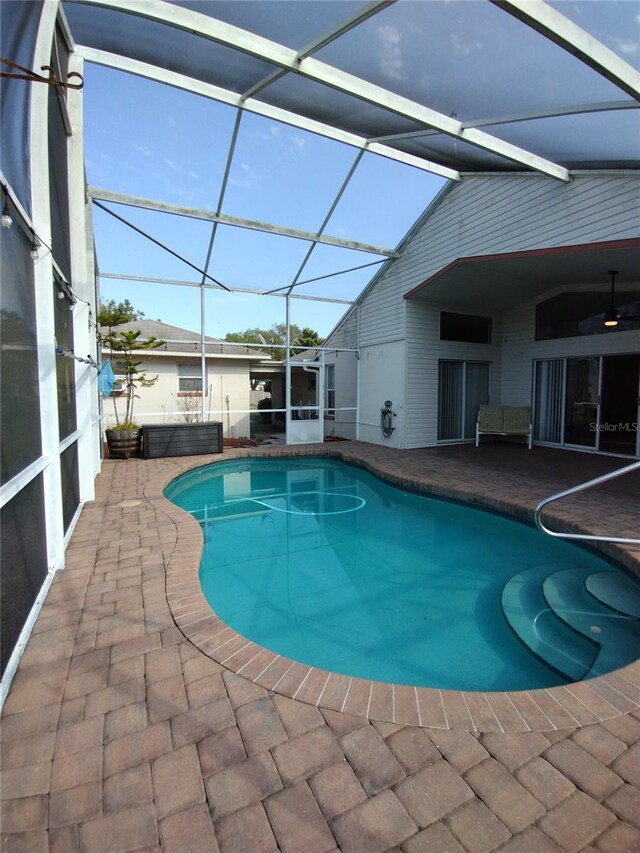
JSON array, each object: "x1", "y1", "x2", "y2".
[{"x1": 403, "y1": 239, "x2": 640, "y2": 313}]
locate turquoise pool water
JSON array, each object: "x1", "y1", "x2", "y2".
[{"x1": 165, "y1": 457, "x2": 640, "y2": 691}]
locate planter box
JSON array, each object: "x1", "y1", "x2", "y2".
[{"x1": 140, "y1": 422, "x2": 223, "y2": 459}]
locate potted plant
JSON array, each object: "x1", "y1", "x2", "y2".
[{"x1": 102, "y1": 328, "x2": 163, "y2": 458}]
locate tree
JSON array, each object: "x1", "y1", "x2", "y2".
[
  {"x1": 225, "y1": 326, "x2": 284, "y2": 361},
  {"x1": 293, "y1": 327, "x2": 324, "y2": 350},
  {"x1": 97, "y1": 299, "x2": 145, "y2": 328},
  {"x1": 224, "y1": 323, "x2": 323, "y2": 360}
]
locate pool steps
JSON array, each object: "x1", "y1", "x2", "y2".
[
  {"x1": 585, "y1": 572, "x2": 640, "y2": 619},
  {"x1": 501, "y1": 563, "x2": 640, "y2": 682},
  {"x1": 543, "y1": 567, "x2": 640, "y2": 678},
  {"x1": 501, "y1": 564, "x2": 598, "y2": 682}
]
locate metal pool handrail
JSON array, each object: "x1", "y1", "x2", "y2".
[{"x1": 534, "y1": 459, "x2": 640, "y2": 545}]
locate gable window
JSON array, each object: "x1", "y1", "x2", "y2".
[
  {"x1": 178, "y1": 363, "x2": 206, "y2": 394},
  {"x1": 440, "y1": 312, "x2": 492, "y2": 344}
]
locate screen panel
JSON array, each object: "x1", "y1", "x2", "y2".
[
  {"x1": 0, "y1": 474, "x2": 48, "y2": 676},
  {"x1": 55, "y1": 279, "x2": 77, "y2": 440},
  {"x1": 60, "y1": 441, "x2": 80, "y2": 533},
  {"x1": 0, "y1": 0, "x2": 41, "y2": 214},
  {"x1": 1, "y1": 224, "x2": 42, "y2": 485}
]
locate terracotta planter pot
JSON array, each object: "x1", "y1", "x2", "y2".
[{"x1": 105, "y1": 428, "x2": 140, "y2": 459}]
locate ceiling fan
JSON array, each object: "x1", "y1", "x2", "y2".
[{"x1": 603, "y1": 270, "x2": 640, "y2": 327}]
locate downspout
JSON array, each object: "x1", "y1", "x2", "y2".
[
  {"x1": 356, "y1": 305, "x2": 361, "y2": 441},
  {"x1": 285, "y1": 294, "x2": 291, "y2": 444},
  {"x1": 200, "y1": 283, "x2": 206, "y2": 422}
]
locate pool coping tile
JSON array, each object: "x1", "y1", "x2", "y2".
[{"x1": 143, "y1": 445, "x2": 640, "y2": 733}]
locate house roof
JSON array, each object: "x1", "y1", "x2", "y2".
[{"x1": 99, "y1": 319, "x2": 268, "y2": 359}]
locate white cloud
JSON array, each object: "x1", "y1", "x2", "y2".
[
  {"x1": 132, "y1": 144, "x2": 153, "y2": 158},
  {"x1": 288, "y1": 135, "x2": 306, "y2": 155},
  {"x1": 228, "y1": 176, "x2": 254, "y2": 189},
  {"x1": 617, "y1": 38, "x2": 639, "y2": 56},
  {"x1": 377, "y1": 24, "x2": 404, "y2": 81},
  {"x1": 451, "y1": 33, "x2": 471, "y2": 56}
]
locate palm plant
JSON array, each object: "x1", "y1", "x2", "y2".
[{"x1": 102, "y1": 329, "x2": 163, "y2": 429}]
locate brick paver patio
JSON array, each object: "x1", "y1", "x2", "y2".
[{"x1": 1, "y1": 442, "x2": 639, "y2": 852}]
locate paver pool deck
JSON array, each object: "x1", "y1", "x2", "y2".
[{"x1": 1, "y1": 442, "x2": 639, "y2": 852}]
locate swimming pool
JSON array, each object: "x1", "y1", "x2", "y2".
[{"x1": 165, "y1": 456, "x2": 640, "y2": 692}]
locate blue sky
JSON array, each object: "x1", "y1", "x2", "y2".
[{"x1": 84, "y1": 63, "x2": 446, "y2": 338}]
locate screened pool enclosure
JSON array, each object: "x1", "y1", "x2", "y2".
[{"x1": 1, "y1": 0, "x2": 639, "y2": 680}]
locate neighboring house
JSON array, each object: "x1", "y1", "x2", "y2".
[
  {"x1": 100, "y1": 320, "x2": 269, "y2": 439},
  {"x1": 325, "y1": 173, "x2": 640, "y2": 455}
]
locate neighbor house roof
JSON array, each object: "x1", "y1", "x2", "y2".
[{"x1": 99, "y1": 319, "x2": 269, "y2": 360}]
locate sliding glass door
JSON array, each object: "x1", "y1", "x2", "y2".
[
  {"x1": 438, "y1": 361, "x2": 490, "y2": 441},
  {"x1": 534, "y1": 359, "x2": 564, "y2": 443},
  {"x1": 534, "y1": 354, "x2": 639, "y2": 455},
  {"x1": 600, "y1": 355, "x2": 640, "y2": 455},
  {"x1": 564, "y1": 356, "x2": 599, "y2": 448}
]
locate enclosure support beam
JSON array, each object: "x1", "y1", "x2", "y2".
[
  {"x1": 285, "y1": 294, "x2": 291, "y2": 446},
  {"x1": 88, "y1": 187, "x2": 399, "y2": 258},
  {"x1": 492, "y1": 0, "x2": 640, "y2": 101},
  {"x1": 241, "y1": 0, "x2": 394, "y2": 100},
  {"x1": 98, "y1": 272, "x2": 355, "y2": 304},
  {"x1": 78, "y1": 47, "x2": 459, "y2": 181},
  {"x1": 371, "y1": 99, "x2": 639, "y2": 144}
]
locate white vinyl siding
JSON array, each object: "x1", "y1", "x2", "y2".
[
  {"x1": 499, "y1": 299, "x2": 640, "y2": 407},
  {"x1": 325, "y1": 307, "x2": 359, "y2": 349},
  {"x1": 357, "y1": 173, "x2": 640, "y2": 336},
  {"x1": 357, "y1": 340, "x2": 405, "y2": 447},
  {"x1": 398, "y1": 173, "x2": 639, "y2": 448},
  {"x1": 406, "y1": 302, "x2": 500, "y2": 447},
  {"x1": 328, "y1": 172, "x2": 639, "y2": 449}
]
